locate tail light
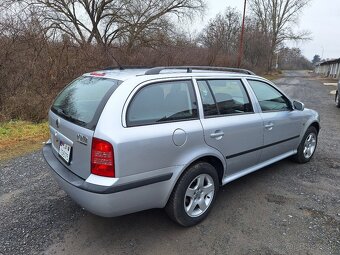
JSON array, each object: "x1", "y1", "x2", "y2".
[{"x1": 91, "y1": 138, "x2": 115, "y2": 177}]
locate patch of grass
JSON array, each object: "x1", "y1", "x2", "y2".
[{"x1": 0, "y1": 120, "x2": 49, "y2": 161}]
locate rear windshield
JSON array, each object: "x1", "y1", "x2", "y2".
[{"x1": 51, "y1": 76, "x2": 121, "y2": 129}]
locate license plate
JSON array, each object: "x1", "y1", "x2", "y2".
[{"x1": 59, "y1": 142, "x2": 72, "y2": 164}]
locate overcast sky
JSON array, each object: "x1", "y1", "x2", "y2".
[{"x1": 189, "y1": 0, "x2": 340, "y2": 61}]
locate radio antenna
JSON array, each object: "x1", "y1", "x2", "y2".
[{"x1": 103, "y1": 46, "x2": 124, "y2": 70}]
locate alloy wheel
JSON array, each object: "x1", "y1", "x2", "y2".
[
  {"x1": 184, "y1": 174, "x2": 215, "y2": 217},
  {"x1": 303, "y1": 133, "x2": 317, "y2": 159}
]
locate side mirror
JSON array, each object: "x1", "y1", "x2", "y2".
[{"x1": 293, "y1": 100, "x2": 304, "y2": 111}]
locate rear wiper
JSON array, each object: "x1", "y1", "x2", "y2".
[{"x1": 54, "y1": 107, "x2": 86, "y2": 126}]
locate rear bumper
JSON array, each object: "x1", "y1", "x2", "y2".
[{"x1": 42, "y1": 144, "x2": 175, "y2": 217}]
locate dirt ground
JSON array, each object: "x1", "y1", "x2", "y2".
[{"x1": 0, "y1": 70, "x2": 339, "y2": 255}]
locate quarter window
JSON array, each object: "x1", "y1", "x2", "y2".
[
  {"x1": 198, "y1": 79, "x2": 253, "y2": 116},
  {"x1": 248, "y1": 80, "x2": 291, "y2": 112},
  {"x1": 197, "y1": 81, "x2": 219, "y2": 116},
  {"x1": 127, "y1": 80, "x2": 198, "y2": 126}
]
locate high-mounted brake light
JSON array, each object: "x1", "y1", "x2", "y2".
[
  {"x1": 90, "y1": 72, "x2": 106, "y2": 77},
  {"x1": 91, "y1": 138, "x2": 115, "y2": 177}
]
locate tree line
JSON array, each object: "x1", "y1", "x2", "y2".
[{"x1": 0, "y1": 0, "x2": 312, "y2": 122}]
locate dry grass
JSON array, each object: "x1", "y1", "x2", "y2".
[{"x1": 0, "y1": 121, "x2": 49, "y2": 161}]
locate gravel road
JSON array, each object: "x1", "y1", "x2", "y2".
[{"x1": 1, "y1": 70, "x2": 339, "y2": 255}]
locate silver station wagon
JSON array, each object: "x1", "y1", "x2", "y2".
[{"x1": 43, "y1": 66, "x2": 320, "y2": 226}]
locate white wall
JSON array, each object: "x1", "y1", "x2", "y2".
[{"x1": 315, "y1": 62, "x2": 340, "y2": 78}]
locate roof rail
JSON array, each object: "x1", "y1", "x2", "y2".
[{"x1": 144, "y1": 66, "x2": 256, "y2": 75}]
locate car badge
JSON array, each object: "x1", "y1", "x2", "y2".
[{"x1": 77, "y1": 134, "x2": 88, "y2": 145}]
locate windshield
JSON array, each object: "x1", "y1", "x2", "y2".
[{"x1": 51, "y1": 76, "x2": 120, "y2": 128}]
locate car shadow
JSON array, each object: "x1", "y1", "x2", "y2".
[{"x1": 46, "y1": 158, "x2": 301, "y2": 254}]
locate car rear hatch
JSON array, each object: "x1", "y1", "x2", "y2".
[{"x1": 49, "y1": 75, "x2": 121, "y2": 179}]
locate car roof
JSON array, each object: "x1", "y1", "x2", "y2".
[{"x1": 83, "y1": 66, "x2": 261, "y2": 82}]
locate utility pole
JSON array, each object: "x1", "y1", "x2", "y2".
[{"x1": 237, "y1": 0, "x2": 247, "y2": 68}]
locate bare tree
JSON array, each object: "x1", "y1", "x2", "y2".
[
  {"x1": 249, "y1": 0, "x2": 311, "y2": 70},
  {"x1": 278, "y1": 47, "x2": 312, "y2": 70},
  {"x1": 35, "y1": 0, "x2": 127, "y2": 46},
  {"x1": 243, "y1": 17, "x2": 271, "y2": 69},
  {"x1": 13, "y1": 0, "x2": 205, "y2": 47},
  {"x1": 198, "y1": 7, "x2": 272, "y2": 70},
  {"x1": 200, "y1": 8, "x2": 240, "y2": 64}
]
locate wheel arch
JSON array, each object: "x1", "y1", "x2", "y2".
[
  {"x1": 185, "y1": 155, "x2": 225, "y2": 185},
  {"x1": 309, "y1": 121, "x2": 320, "y2": 134},
  {"x1": 298, "y1": 120, "x2": 320, "y2": 146},
  {"x1": 163, "y1": 152, "x2": 226, "y2": 207}
]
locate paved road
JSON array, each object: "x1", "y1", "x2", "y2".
[{"x1": 1, "y1": 71, "x2": 339, "y2": 255}]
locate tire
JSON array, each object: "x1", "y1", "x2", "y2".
[
  {"x1": 293, "y1": 126, "x2": 318, "y2": 164},
  {"x1": 165, "y1": 162, "x2": 219, "y2": 227},
  {"x1": 336, "y1": 91, "x2": 340, "y2": 108}
]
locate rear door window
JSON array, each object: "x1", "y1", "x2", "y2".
[
  {"x1": 197, "y1": 79, "x2": 253, "y2": 116},
  {"x1": 127, "y1": 80, "x2": 198, "y2": 126},
  {"x1": 52, "y1": 76, "x2": 120, "y2": 129}
]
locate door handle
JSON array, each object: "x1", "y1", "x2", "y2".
[
  {"x1": 264, "y1": 122, "x2": 274, "y2": 130},
  {"x1": 210, "y1": 131, "x2": 224, "y2": 138}
]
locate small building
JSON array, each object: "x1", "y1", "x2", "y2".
[{"x1": 315, "y1": 58, "x2": 340, "y2": 79}]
